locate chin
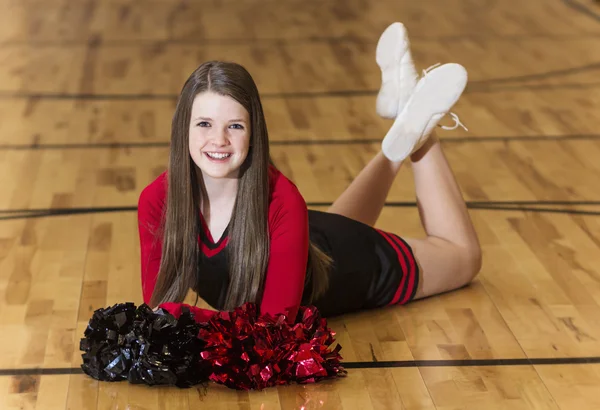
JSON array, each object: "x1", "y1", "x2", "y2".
[{"x1": 202, "y1": 170, "x2": 236, "y2": 179}]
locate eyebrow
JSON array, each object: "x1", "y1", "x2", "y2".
[{"x1": 193, "y1": 117, "x2": 247, "y2": 122}]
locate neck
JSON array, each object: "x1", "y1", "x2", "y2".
[{"x1": 198, "y1": 172, "x2": 239, "y2": 217}]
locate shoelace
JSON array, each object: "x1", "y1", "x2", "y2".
[
  {"x1": 440, "y1": 112, "x2": 468, "y2": 131},
  {"x1": 421, "y1": 63, "x2": 469, "y2": 132}
]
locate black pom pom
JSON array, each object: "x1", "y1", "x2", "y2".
[
  {"x1": 80, "y1": 303, "x2": 209, "y2": 388},
  {"x1": 80, "y1": 302, "x2": 137, "y2": 381}
]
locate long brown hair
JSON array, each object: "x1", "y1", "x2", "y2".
[{"x1": 149, "y1": 61, "x2": 330, "y2": 311}]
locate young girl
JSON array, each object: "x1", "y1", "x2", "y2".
[{"x1": 137, "y1": 23, "x2": 482, "y2": 325}]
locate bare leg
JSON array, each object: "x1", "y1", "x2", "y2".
[
  {"x1": 327, "y1": 151, "x2": 404, "y2": 227},
  {"x1": 405, "y1": 136, "x2": 481, "y2": 298},
  {"x1": 328, "y1": 133, "x2": 481, "y2": 297}
]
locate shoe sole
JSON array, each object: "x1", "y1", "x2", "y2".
[
  {"x1": 382, "y1": 63, "x2": 468, "y2": 162},
  {"x1": 376, "y1": 23, "x2": 409, "y2": 119}
]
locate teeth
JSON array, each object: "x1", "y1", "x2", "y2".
[{"x1": 206, "y1": 152, "x2": 231, "y2": 159}]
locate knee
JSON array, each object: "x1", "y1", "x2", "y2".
[{"x1": 461, "y1": 241, "x2": 482, "y2": 286}]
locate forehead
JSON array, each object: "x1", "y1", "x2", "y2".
[{"x1": 191, "y1": 91, "x2": 248, "y2": 120}]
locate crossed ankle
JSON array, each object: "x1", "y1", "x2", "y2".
[{"x1": 410, "y1": 135, "x2": 439, "y2": 162}]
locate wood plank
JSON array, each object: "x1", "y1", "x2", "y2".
[
  {"x1": 419, "y1": 365, "x2": 560, "y2": 409},
  {"x1": 1, "y1": 366, "x2": 572, "y2": 410},
  {"x1": 0, "y1": 38, "x2": 598, "y2": 96},
  {"x1": 535, "y1": 364, "x2": 600, "y2": 410},
  {"x1": 1, "y1": 86, "x2": 600, "y2": 146},
  {"x1": 1, "y1": 140, "x2": 600, "y2": 211},
  {"x1": 1, "y1": 0, "x2": 600, "y2": 44}
]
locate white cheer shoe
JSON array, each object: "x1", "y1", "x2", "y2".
[
  {"x1": 375, "y1": 22, "x2": 418, "y2": 119},
  {"x1": 381, "y1": 63, "x2": 469, "y2": 162}
]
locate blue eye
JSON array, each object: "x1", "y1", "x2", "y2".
[
  {"x1": 230, "y1": 124, "x2": 244, "y2": 130},
  {"x1": 197, "y1": 121, "x2": 210, "y2": 127}
]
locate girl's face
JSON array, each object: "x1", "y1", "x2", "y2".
[{"x1": 188, "y1": 91, "x2": 251, "y2": 181}]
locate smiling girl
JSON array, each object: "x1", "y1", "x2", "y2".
[{"x1": 137, "y1": 23, "x2": 482, "y2": 325}]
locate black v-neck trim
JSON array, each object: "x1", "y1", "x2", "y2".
[{"x1": 199, "y1": 212, "x2": 229, "y2": 249}]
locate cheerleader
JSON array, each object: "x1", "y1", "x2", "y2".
[{"x1": 137, "y1": 22, "x2": 481, "y2": 324}]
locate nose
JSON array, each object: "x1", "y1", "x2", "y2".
[{"x1": 209, "y1": 128, "x2": 228, "y2": 146}]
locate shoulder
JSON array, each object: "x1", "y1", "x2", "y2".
[
  {"x1": 268, "y1": 166, "x2": 306, "y2": 206},
  {"x1": 138, "y1": 171, "x2": 167, "y2": 223},
  {"x1": 267, "y1": 166, "x2": 307, "y2": 229}
]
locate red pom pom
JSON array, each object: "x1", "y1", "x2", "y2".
[{"x1": 196, "y1": 303, "x2": 346, "y2": 390}]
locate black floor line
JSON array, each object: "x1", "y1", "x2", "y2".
[
  {"x1": 0, "y1": 367, "x2": 84, "y2": 376},
  {"x1": 344, "y1": 356, "x2": 600, "y2": 368},
  {"x1": 5, "y1": 33, "x2": 600, "y2": 48},
  {"x1": 312, "y1": 200, "x2": 600, "y2": 207},
  {"x1": 1, "y1": 356, "x2": 599, "y2": 377},
  {"x1": 0, "y1": 207, "x2": 136, "y2": 221},
  {"x1": 0, "y1": 77, "x2": 599, "y2": 102},
  {"x1": 1, "y1": 201, "x2": 599, "y2": 221},
  {"x1": 3, "y1": 201, "x2": 600, "y2": 213},
  {"x1": 0, "y1": 141, "x2": 173, "y2": 150},
  {"x1": 473, "y1": 62, "x2": 600, "y2": 85},
  {"x1": 1, "y1": 133, "x2": 599, "y2": 151},
  {"x1": 468, "y1": 81, "x2": 600, "y2": 93},
  {"x1": 0, "y1": 211, "x2": 56, "y2": 221},
  {"x1": 562, "y1": 0, "x2": 600, "y2": 23},
  {"x1": 467, "y1": 205, "x2": 600, "y2": 216}
]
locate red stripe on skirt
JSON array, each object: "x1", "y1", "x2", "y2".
[
  {"x1": 388, "y1": 234, "x2": 417, "y2": 304},
  {"x1": 376, "y1": 229, "x2": 409, "y2": 305}
]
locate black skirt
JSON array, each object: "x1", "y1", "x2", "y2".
[{"x1": 305, "y1": 210, "x2": 420, "y2": 317}]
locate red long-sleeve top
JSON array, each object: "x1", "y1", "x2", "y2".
[{"x1": 137, "y1": 166, "x2": 309, "y2": 323}]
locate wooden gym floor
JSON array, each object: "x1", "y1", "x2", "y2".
[{"x1": 1, "y1": 0, "x2": 600, "y2": 408}]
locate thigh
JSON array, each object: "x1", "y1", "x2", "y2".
[{"x1": 405, "y1": 237, "x2": 481, "y2": 300}]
